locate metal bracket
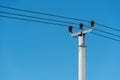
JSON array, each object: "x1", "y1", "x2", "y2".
[{"x1": 70, "y1": 28, "x2": 94, "y2": 37}]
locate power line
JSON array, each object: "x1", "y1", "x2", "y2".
[
  {"x1": 1, "y1": 11, "x2": 120, "y2": 38},
  {"x1": 95, "y1": 23, "x2": 120, "y2": 32},
  {"x1": 85, "y1": 25, "x2": 120, "y2": 38},
  {"x1": 0, "y1": 11, "x2": 78, "y2": 25},
  {"x1": 0, "y1": 15, "x2": 69, "y2": 27},
  {"x1": 0, "y1": 15, "x2": 120, "y2": 43},
  {"x1": 0, "y1": 5, "x2": 120, "y2": 32},
  {"x1": 0, "y1": 5, "x2": 89, "y2": 22},
  {"x1": 92, "y1": 32, "x2": 120, "y2": 42}
]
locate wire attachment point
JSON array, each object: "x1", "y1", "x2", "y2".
[
  {"x1": 80, "y1": 23, "x2": 84, "y2": 30},
  {"x1": 68, "y1": 26, "x2": 73, "y2": 33},
  {"x1": 90, "y1": 21, "x2": 95, "y2": 27}
]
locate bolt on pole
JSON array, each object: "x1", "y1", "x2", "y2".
[{"x1": 68, "y1": 21, "x2": 95, "y2": 80}]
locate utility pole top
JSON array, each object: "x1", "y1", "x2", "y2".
[
  {"x1": 68, "y1": 21, "x2": 94, "y2": 37},
  {"x1": 68, "y1": 21, "x2": 95, "y2": 80}
]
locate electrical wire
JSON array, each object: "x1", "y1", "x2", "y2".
[
  {"x1": 92, "y1": 32, "x2": 120, "y2": 42},
  {"x1": 95, "y1": 23, "x2": 120, "y2": 32},
  {"x1": 1, "y1": 11, "x2": 120, "y2": 38},
  {"x1": 0, "y1": 15, "x2": 120, "y2": 42},
  {"x1": 85, "y1": 25, "x2": 120, "y2": 38},
  {"x1": 0, "y1": 15, "x2": 69, "y2": 27},
  {"x1": 0, "y1": 11, "x2": 78, "y2": 25},
  {"x1": 0, "y1": 5, "x2": 120, "y2": 32},
  {"x1": 0, "y1": 5, "x2": 89, "y2": 22}
]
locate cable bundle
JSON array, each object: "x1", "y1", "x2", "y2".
[{"x1": 0, "y1": 5, "x2": 120, "y2": 42}]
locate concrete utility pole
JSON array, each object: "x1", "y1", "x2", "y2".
[{"x1": 68, "y1": 21, "x2": 94, "y2": 80}]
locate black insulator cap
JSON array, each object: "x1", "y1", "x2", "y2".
[
  {"x1": 80, "y1": 23, "x2": 83, "y2": 29},
  {"x1": 68, "y1": 26, "x2": 73, "y2": 33},
  {"x1": 91, "y1": 21, "x2": 95, "y2": 27}
]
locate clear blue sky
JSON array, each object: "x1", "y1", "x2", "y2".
[{"x1": 0, "y1": 0, "x2": 120, "y2": 80}]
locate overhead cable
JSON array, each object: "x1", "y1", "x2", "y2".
[
  {"x1": 0, "y1": 15, "x2": 120, "y2": 42},
  {"x1": 0, "y1": 15, "x2": 69, "y2": 27},
  {"x1": 0, "y1": 11, "x2": 78, "y2": 25},
  {"x1": 1, "y1": 11, "x2": 120, "y2": 38},
  {"x1": 0, "y1": 5, "x2": 89, "y2": 22},
  {"x1": 92, "y1": 32, "x2": 120, "y2": 42},
  {"x1": 85, "y1": 25, "x2": 120, "y2": 38},
  {"x1": 0, "y1": 5, "x2": 120, "y2": 32}
]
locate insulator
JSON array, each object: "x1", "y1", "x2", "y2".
[
  {"x1": 68, "y1": 26, "x2": 73, "y2": 33},
  {"x1": 91, "y1": 21, "x2": 95, "y2": 27},
  {"x1": 80, "y1": 23, "x2": 83, "y2": 29}
]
